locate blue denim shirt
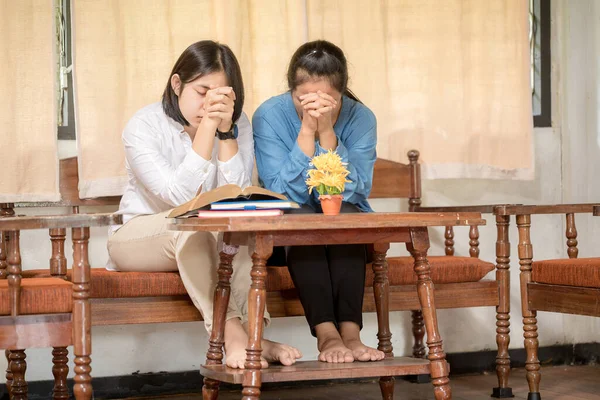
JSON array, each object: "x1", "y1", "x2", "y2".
[{"x1": 252, "y1": 92, "x2": 377, "y2": 212}]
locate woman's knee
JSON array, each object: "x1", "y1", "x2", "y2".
[{"x1": 175, "y1": 231, "x2": 218, "y2": 266}]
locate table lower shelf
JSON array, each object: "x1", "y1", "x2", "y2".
[{"x1": 200, "y1": 356, "x2": 432, "y2": 385}]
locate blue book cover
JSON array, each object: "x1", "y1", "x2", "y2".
[{"x1": 210, "y1": 199, "x2": 299, "y2": 210}]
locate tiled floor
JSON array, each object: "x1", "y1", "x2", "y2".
[{"x1": 122, "y1": 365, "x2": 600, "y2": 400}]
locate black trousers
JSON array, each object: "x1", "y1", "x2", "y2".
[{"x1": 268, "y1": 203, "x2": 367, "y2": 337}]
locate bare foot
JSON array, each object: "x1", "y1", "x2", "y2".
[
  {"x1": 315, "y1": 322, "x2": 354, "y2": 363},
  {"x1": 318, "y1": 335, "x2": 354, "y2": 363},
  {"x1": 224, "y1": 319, "x2": 268, "y2": 369},
  {"x1": 262, "y1": 339, "x2": 303, "y2": 366},
  {"x1": 339, "y1": 321, "x2": 385, "y2": 362},
  {"x1": 343, "y1": 338, "x2": 385, "y2": 362}
]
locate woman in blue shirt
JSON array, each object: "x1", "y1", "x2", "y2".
[{"x1": 253, "y1": 40, "x2": 384, "y2": 364}]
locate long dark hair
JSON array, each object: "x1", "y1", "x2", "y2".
[
  {"x1": 286, "y1": 40, "x2": 360, "y2": 102},
  {"x1": 162, "y1": 40, "x2": 245, "y2": 125}
]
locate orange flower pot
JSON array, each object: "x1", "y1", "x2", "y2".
[{"x1": 319, "y1": 194, "x2": 343, "y2": 216}]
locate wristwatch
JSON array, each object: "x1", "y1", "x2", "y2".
[{"x1": 215, "y1": 124, "x2": 238, "y2": 140}]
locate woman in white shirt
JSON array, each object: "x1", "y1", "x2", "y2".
[{"x1": 107, "y1": 40, "x2": 301, "y2": 369}]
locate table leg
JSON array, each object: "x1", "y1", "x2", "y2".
[
  {"x1": 372, "y1": 243, "x2": 394, "y2": 400},
  {"x1": 408, "y1": 227, "x2": 451, "y2": 400},
  {"x1": 72, "y1": 227, "x2": 92, "y2": 400},
  {"x1": 203, "y1": 236, "x2": 239, "y2": 400},
  {"x1": 493, "y1": 214, "x2": 514, "y2": 398},
  {"x1": 242, "y1": 234, "x2": 272, "y2": 400}
]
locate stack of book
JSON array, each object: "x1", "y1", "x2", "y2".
[{"x1": 168, "y1": 184, "x2": 299, "y2": 219}]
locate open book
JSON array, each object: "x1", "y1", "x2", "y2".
[{"x1": 168, "y1": 184, "x2": 298, "y2": 218}]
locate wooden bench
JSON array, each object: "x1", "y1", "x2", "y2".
[{"x1": 2, "y1": 151, "x2": 510, "y2": 397}]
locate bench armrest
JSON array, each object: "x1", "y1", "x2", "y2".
[
  {"x1": 416, "y1": 205, "x2": 511, "y2": 215},
  {"x1": 494, "y1": 204, "x2": 600, "y2": 216},
  {"x1": 0, "y1": 213, "x2": 122, "y2": 230}
]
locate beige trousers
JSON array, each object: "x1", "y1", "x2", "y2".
[{"x1": 107, "y1": 210, "x2": 270, "y2": 333}]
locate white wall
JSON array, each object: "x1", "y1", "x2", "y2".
[
  {"x1": 554, "y1": 0, "x2": 600, "y2": 344},
  {"x1": 3, "y1": 0, "x2": 600, "y2": 383}
]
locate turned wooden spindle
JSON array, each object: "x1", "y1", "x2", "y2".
[
  {"x1": 52, "y1": 347, "x2": 69, "y2": 399},
  {"x1": 408, "y1": 227, "x2": 451, "y2": 400},
  {"x1": 0, "y1": 233, "x2": 7, "y2": 280},
  {"x1": 49, "y1": 228, "x2": 70, "y2": 398},
  {"x1": 0, "y1": 204, "x2": 15, "y2": 279},
  {"x1": 565, "y1": 213, "x2": 578, "y2": 259},
  {"x1": 5, "y1": 253, "x2": 28, "y2": 399},
  {"x1": 469, "y1": 225, "x2": 480, "y2": 258},
  {"x1": 9, "y1": 350, "x2": 27, "y2": 400},
  {"x1": 7, "y1": 230, "x2": 22, "y2": 317},
  {"x1": 372, "y1": 243, "x2": 395, "y2": 399},
  {"x1": 408, "y1": 150, "x2": 422, "y2": 213},
  {"x1": 242, "y1": 234, "x2": 272, "y2": 400},
  {"x1": 5, "y1": 349, "x2": 13, "y2": 398},
  {"x1": 203, "y1": 237, "x2": 238, "y2": 400},
  {"x1": 1, "y1": 212, "x2": 11, "y2": 391},
  {"x1": 444, "y1": 226, "x2": 455, "y2": 256},
  {"x1": 72, "y1": 227, "x2": 93, "y2": 399},
  {"x1": 517, "y1": 215, "x2": 541, "y2": 399},
  {"x1": 411, "y1": 311, "x2": 426, "y2": 359},
  {"x1": 5, "y1": 226, "x2": 27, "y2": 399},
  {"x1": 50, "y1": 228, "x2": 68, "y2": 277},
  {"x1": 492, "y1": 214, "x2": 513, "y2": 398}
]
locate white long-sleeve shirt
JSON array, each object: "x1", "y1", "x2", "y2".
[{"x1": 114, "y1": 102, "x2": 254, "y2": 228}]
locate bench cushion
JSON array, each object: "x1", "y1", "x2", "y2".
[
  {"x1": 22, "y1": 270, "x2": 187, "y2": 299},
  {"x1": 532, "y1": 258, "x2": 600, "y2": 288},
  {"x1": 23, "y1": 256, "x2": 493, "y2": 298},
  {"x1": 267, "y1": 256, "x2": 495, "y2": 291},
  {"x1": 0, "y1": 278, "x2": 72, "y2": 315}
]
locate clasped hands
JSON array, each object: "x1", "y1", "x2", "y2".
[
  {"x1": 299, "y1": 90, "x2": 339, "y2": 140},
  {"x1": 202, "y1": 86, "x2": 236, "y2": 133}
]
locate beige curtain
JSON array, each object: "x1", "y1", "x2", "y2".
[
  {"x1": 72, "y1": 0, "x2": 306, "y2": 197},
  {"x1": 307, "y1": 0, "x2": 533, "y2": 179},
  {"x1": 74, "y1": 0, "x2": 533, "y2": 198},
  {"x1": 0, "y1": 0, "x2": 59, "y2": 202}
]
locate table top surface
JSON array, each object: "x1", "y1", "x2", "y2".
[{"x1": 169, "y1": 211, "x2": 485, "y2": 232}]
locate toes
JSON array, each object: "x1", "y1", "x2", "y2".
[
  {"x1": 356, "y1": 351, "x2": 371, "y2": 362},
  {"x1": 326, "y1": 353, "x2": 333, "y2": 363},
  {"x1": 280, "y1": 352, "x2": 293, "y2": 366},
  {"x1": 344, "y1": 351, "x2": 355, "y2": 363},
  {"x1": 319, "y1": 352, "x2": 327, "y2": 362},
  {"x1": 294, "y1": 348, "x2": 303, "y2": 359}
]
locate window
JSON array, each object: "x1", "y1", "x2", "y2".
[
  {"x1": 56, "y1": 0, "x2": 75, "y2": 140},
  {"x1": 531, "y1": 0, "x2": 551, "y2": 127}
]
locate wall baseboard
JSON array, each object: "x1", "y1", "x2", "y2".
[{"x1": 2, "y1": 342, "x2": 598, "y2": 400}]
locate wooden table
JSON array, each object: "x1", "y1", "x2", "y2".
[{"x1": 170, "y1": 212, "x2": 485, "y2": 400}]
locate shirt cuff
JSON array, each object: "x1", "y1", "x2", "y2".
[
  {"x1": 290, "y1": 141, "x2": 313, "y2": 170},
  {"x1": 217, "y1": 150, "x2": 245, "y2": 179},
  {"x1": 181, "y1": 148, "x2": 214, "y2": 176}
]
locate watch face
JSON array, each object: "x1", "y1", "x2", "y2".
[{"x1": 233, "y1": 124, "x2": 239, "y2": 139}]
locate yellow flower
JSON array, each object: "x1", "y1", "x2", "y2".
[{"x1": 306, "y1": 150, "x2": 351, "y2": 195}]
